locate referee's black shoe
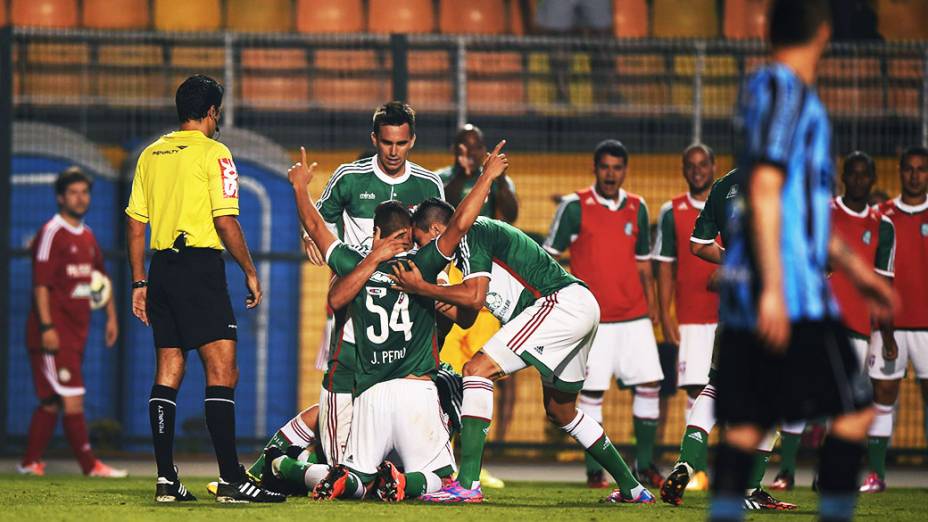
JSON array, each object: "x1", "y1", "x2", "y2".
[
  {"x1": 155, "y1": 470, "x2": 197, "y2": 503},
  {"x1": 216, "y1": 466, "x2": 286, "y2": 503}
]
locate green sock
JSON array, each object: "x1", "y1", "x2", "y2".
[
  {"x1": 246, "y1": 430, "x2": 291, "y2": 478},
  {"x1": 748, "y1": 451, "x2": 771, "y2": 491},
  {"x1": 778, "y1": 432, "x2": 802, "y2": 476},
  {"x1": 458, "y1": 417, "x2": 491, "y2": 488},
  {"x1": 586, "y1": 435, "x2": 640, "y2": 492},
  {"x1": 633, "y1": 417, "x2": 658, "y2": 469},
  {"x1": 305, "y1": 451, "x2": 319, "y2": 464},
  {"x1": 584, "y1": 451, "x2": 604, "y2": 473},
  {"x1": 867, "y1": 437, "x2": 888, "y2": 480},
  {"x1": 679, "y1": 426, "x2": 709, "y2": 472},
  {"x1": 343, "y1": 472, "x2": 365, "y2": 499},
  {"x1": 277, "y1": 456, "x2": 310, "y2": 484},
  {"x1": 404, "y1": 471, "x2": 428, "y2": 498}
]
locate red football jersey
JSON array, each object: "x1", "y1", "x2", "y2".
[
  {"x1": 26, "y1": 214, "x2": 106, "y2": 351},
  {"x1": 569, "y1": 187, "x2": 649, "y2": 322},
  {"x1": 668, "y1": 194, "x2": 719, "y2": 324},
  {"x1": 880, "y1": 197, "x2": 928, "y2": 329},
  {"x1": 830, "y1": 197, "x2": 890, "y2": 337}
]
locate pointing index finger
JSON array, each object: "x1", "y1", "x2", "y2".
[
  {"x1": 490, "y1": 139, "x2": 506, "y2": 156},
  {"x1": 300, "y1": 146, "x2": 308, "y2": 168}
]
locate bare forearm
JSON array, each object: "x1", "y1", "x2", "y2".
[
  {"x1": 105, "y1": 294, "x2": 117, "y2": 321},
  {"x1": 444, "y1": 170, "x2": 468, "y2": 207},
  {"x1": 126, "y1": 217, "x2": 147, "y2": 282},
  {"x1": 329, "y1": 256, "x2": 381, "y2": 310},
  {"x1": 494, "y1": 178, "x2": 519, "y2": 223},
  {"x1": 292, "y1": 185, "x2": 336, "y2": 255},
  {"x1": 691, "y1": 241, "x2": 724, "y2": 265},
  {"x1": 750, "y1": 167, "x2": 785, "y2": 291},
  {"x1": 415, "y1": 280, "x2": 483, "y2": 310},
  {"x1": 638, "y1": 261, "x2": 656, "y2": 313},
  {"x1": 656, "y1": 262, "x2": 675, "y2": 317},
  {"x1": 34, "y1": 286, "x2": 53, "y2": 324},
  {"x1": 435, "y1": 300, "x2": 478, "y2": 329},
  {"x1": 215, "y1": 217, "x2": 257, "y2": 277}
]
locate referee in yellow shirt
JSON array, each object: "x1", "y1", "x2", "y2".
[{"x1": 126, "y1": 75, "x2": 284, "y2": 504}]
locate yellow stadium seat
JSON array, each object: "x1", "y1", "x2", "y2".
[
  {"x1": 226, "y1": 0, "x2": 291, "y2": 32},
  {"x1": 616, "y1": 54, "x2": 666, "y2": 75},
  {"x1": 153, "y1": 0, "x2": 220, "y2": 32},
  {"x1": 12, "y1": 0, "x2": 78, "y2": 27},
  {"x1": 311, "y1": 78, "x2": 388, "y2": 110},
  {"x1": 877, "y1": 0, "x2": 928, "y2": 41},
  {"x1": 723, "y1": 0, "x2": 769, "y2": 39},
  {"x1": 297, "y1": 0, "x2": 364, "y2": 33},
  {"x1": 439, "y1": 0, "x2": 506, "y2": 34},
  {"x1": 673, "y1": 55, "x2": 738, "y2": 76},
  {"x1": 369, "y1": 0, "x2": 433, "y2": 34},
  {"x1": 82, "y1": 0, "x2": 150, "y2": 29},
  {"x1": 617, "y1": 83, "x2": 669, "y2": 109},
  {"x1": 653, "y1": 0, "x2": 718, "y2": 38},
  {"x1": 613, "y1": 0, "x2": 648, "y2": 38}
]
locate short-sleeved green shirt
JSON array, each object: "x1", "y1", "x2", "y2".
[
  {"x1": 436, "y1": 165, "x2": 516, "y2": 219},
  {"x1": 691, "y1": 169, "x2": 739, "y2": 247},
  {"x1": 875, "y1": 216, "x2": 895, "y2": 276}
]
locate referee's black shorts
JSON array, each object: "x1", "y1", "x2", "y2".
[
  {"x1": 715, "y1": 319, "x2": 872, "y2": 429},
  {"x1": 147, "y1": 247, "x2": 237, "y2": 351}
]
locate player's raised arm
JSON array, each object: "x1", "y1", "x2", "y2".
[
  {"x1": 289, "y1": 146, "x2": 337, "y2": 256},
  {"x1": 436, "y1": 140, "x2": 508, "y2": 255},
  {"x1": 327, "y1": 228, "x2": 408, "y2": 311}
]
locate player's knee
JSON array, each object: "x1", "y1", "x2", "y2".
[
  {"x1": 39, "y1": 396, "x2": 61, "y2": 412},
  {"x1": 871, "y1": 379, "x2": 899, "y2": 405},
  {"x1": 62, "y1": 395, "x2": 84, "y2": 414},
  {"x1": 300, "y1": 404, "x2": 320, "y2": 432},
  {"x1": 462, "y1": 355, "x2": 495, "y2": 379},
  {"x1": 544, "y1": 404, "x2": 575, "y2": 427}
]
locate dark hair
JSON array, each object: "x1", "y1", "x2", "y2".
[
  {"x1": 454, "y1": 123, "x2": 484, "y2": 147},
  {"x1": 175, "y1": 74, "x2": 224, "y2": 123},
  {"x1": 900, "y1": 145, "x2": 928, "y2": 169},
  {"x1": 768, "y1": 0, "x2": 831, "y2": 48},
  {"x1": 372, "y1": 101, "x2": 416, "y2": 137},
  {"x1": 682, "y1": 142, "x2": 715, "y2": 164},
  {"x1": 593, "y1": 139, "x2": 628, "y2": 166},
  {"x1": 412, "y1": 197, "x2": 455, "y2": 231},
  {"x1": 55, "y1": 166, "x2": 92, "y2": 195},
  {"x1": 843, "y1": 150, "x2": 875, "y2": 176},
  {"x1": 374, "y1": 200, "x2": 412, "y2": 237}
]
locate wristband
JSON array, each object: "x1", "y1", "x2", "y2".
[
  {"x1": 39, "y1": 323, "x2": 54, "y2": 333},
  {"x1": 132, "y1": 280, "x2": 148, "y2": 289}
]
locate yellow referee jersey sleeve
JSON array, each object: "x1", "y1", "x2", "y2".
[{"x1": 126, "y1": 130, "x2": 240, "y2": 250}]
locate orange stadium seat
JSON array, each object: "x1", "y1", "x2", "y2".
[
  {"x1": 153, "y1": 0, "x2": 221, "y2": 32},
  {"x1": 888, "y1": 58, "x2": 922, "y2": 79},
  {"x1": 723, "y1": 0, "x2": 769, "y2": 39},
  {"x1": 888, "y1": 87, "x2": 919, "y2": 117},
  {"x1": 467, "y1": 51, "x2": 524, "y2": 114},
  {"x1": 297, "y1": 0, "x2": 364, "y2": 33},
  {"x1": 241, "y1": 48, "x2": 309, "y2": 110},
  {"x1": 439, "y1": 0, "x2": 506, "y2": 35},
  {"x1": 1, "y1": 0, "x2": 7, "y2": 26},
  {"x1": 369, "y1": 0, "x2": 433, "y2": 34},
  {"x1": 509, "y1": 0, "x2": 526, "y2": 35},
  {"x1": 819, "y1": 86, "x2": 884, "y2": 117},
  {"x1": 226, "y1": 0, "x2": 291, "y2": 32},
  {"x1": 613, "y1": 0, "x2": 648, "y2": 38},
  {"x1": 408, "y1": 49, "x2": 452, "y2": 110},
  {"x1": 12, "y1": 0, "x2": 78, "y2": 28},
  {"x1": 312, "y1": 48, "x2": 387, "y2": 110},
  {"x1": 653, "y1": 0, "x2": 718, "y2": 38},
  {"x1": 877, "y1": 0, "x2": 928, "y2": 41},
  {"x1": 96, "y1": 44, "x2": 165, "y2": 105},
  {"x1": 819, "y1": 57, "x2": 881, "y2": 80},
  {"x1": 82, "y1": 0, "x2": 150, "y2": 29}
]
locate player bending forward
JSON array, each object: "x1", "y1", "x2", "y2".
[{"x1": 391, "y1": 205, "x2": 653, "y2": 505}]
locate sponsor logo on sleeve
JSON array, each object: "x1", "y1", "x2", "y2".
[{"x1": 218, "y1": 158, "x2": 239, "y2": 199}]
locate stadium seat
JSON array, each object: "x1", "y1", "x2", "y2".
[
  {"x1": 170, "y1": 46, "x2": 225, "y2": 68},
  {"x1": 723, "y1": 0, "x2": 769, "y2": 39},
  {"x1": 22, "y1": 72, "x2": 90, "y2": 105},
  {"x1": 240, "y1": 48, "x2": 310, "y2": 110},
  {"x1": 368, "y1": 0, "x2": 433, "y2": 34},
  {"x1": 311, "y1": 78, "x2": 388, "y2": 110},
  {"x1": 876, "y1": 0, "x2": 928, "y2": 41},
  {"x1": 673, "y1": 55, "x2": 738, "y2": 76},
  {"x1": 509, "y1": 0, "x2": 526, "y2": 35},
  {"x1": 409, "y1": 79, "x2": 453, "y2": 111},
  {"x1": 888, "y1": 87, "x2": 919, "y2": 117},
  {"x1": 616, "y1": 54, "x2": 667, "y2": 76},
  {"x1": 467, "y1": 51, "x2": 524, "y2": 114},
  {"x1": 888, "y1": 58, "x2": 921, "y2": 79},
  {"x1": 153, "y1": 0, "x2": 221, "y2": 32},
  {"x1": 98, "y1": 44, "x2": 163, "y2": 66},
  {"x1": 226, "y1": 0, "x2": 291, "y2": 32},
  {"x1": 95, "y1": 44, "x2": 165, "y2": 105},
  {"x1": 613, "y1": 0, "x2": 648, "y2": 38},
  {"x1": 82, "y1": 0, "x2": 150, "y2": 29},
  {"x1": 1, "y1": 0, "x2": 7, "y2": 26},
  {"x1": 11, "y1": 0, "x2": 78, "y2": 27},
  {"x1": 439, "y1": 0, "x2": 506, "y2": 34},
  {"x1": 314, "y1": 49, "x2": 382, "y2": 71},
  {"x1": 819, "y1": 86, "x2": 883, "y2": 116},
  {"x1": 26, "y1": 42, "x2": 89, "y2": 65},
  {"x1": 819, "y1": 57, "x2": 880, "y2": 80},
  {"x1": 653, "y1": 0, "x2": 718, "y2": 38},
  {"x1": 297, "y1": 0, "x2": 364, "y2": 33}
]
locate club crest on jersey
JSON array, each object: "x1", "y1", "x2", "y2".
[
  {"x1": 218, "y1": 158, "x2": 238, "y2": 198},
  {"x1": 367, "y1": 286, "x2": 387, "y2": 298},
  {"x1": 726, "y1": 185, "x2": 739, "y2": 199},
  {"x1": 862, "y1": 230, "x2": 872, "y2": 245},
  {"x1": 58, "y1": 367, "x2": 71, "y2": 383},
  {"x1": 624, "y1": 222, "x2": 633, "y2": 236},
  {"x1": 922, "y1": 224, "x2": 928, "y2": 237}
]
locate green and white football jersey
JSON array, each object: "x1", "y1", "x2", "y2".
[
  {"x1": 454, "y1": 217, "x2": 581, "y2": 324},
  {"x1": 691, "y1": 169, "x2": 739, "y2": 247},
  {"x1": 327, "y1": 240, "x2": 451, "y2": 396},
  {"x1": 436, "y1": 165, "x2": 516, "y2": 219}
]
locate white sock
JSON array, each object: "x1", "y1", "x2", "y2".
[
  {"x1": 561, "y1": 409, "x2": 605, "y2": 448},
  {"x1": 632, "y1": 385, "x2": 660, "y2": 420},
  {"x1": 758, "y1": 429, "x2": 779, "y2": 452},
  {"x1": 280, "y1": 412, "x2": 316, "y2": 447},
  {"x1": 868, "y1": 402, "x2": 895, "y2": 438},
  {"x1": 781, "y1": 420, "x2": 806, "y2": 436},
  {"x1": 686, "y1": 384, "x2": 716, "y2": 433},
  {"x1": 685, "y1": 395, "x2": 697, "y2": 420},
  {"x1": 578, "y1": 393, "x2": 604, "y2": 423},
  {"x1": 462, "y1": 376, "x2": 495, "y2": 421},
  {"x1": 304, "y1": 464, "x2": 330, "y2": 488},
  {"x1": 424, "y1": 471, "x2": 442, "y2": 493}
]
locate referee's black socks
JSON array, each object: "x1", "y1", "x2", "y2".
[
  {"x1": 817, "y1": 435, "x2": 865, "y2": 522},
  {"x1": 149, "y1": 385, "x2": 178, "y2": 481},
  {"x1": 205, "y1": 386, "x2": 243, "y2": 482},
  {"x1": 709, "y1": 442, "x2": 754, "y2": 521}
]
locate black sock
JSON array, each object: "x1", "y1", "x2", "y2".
[
  {"x1": 712, "y1": 442, "x2": 755, "y2": 496},
  {"x1": 818, "y1": 434, "x2": 865, "y2": 493},
  {"x1": 205, "y1": 386, "x2": 242, "y2": 482},
  {"x1": 149, "y1": 384, "x2": 178, "y2": 480}
]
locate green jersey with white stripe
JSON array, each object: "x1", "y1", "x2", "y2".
[
  {"x1": 454, "y1": 217, "x2": 581, "y2": 324},
  {"x1": 327, "y1": 240, "x2": 450, "y2": 395},
  {"x1": 691, "y1": 169, "x2": 739, "y2": 247}
]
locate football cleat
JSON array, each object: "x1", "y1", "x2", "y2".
[
  {"x1": 215, "y1": 466, "x2": 286, "y2": 503},
  {"x1": 313, "y1": 465, "x2": 351, "y2": 500},
  {"x1": 634, "y1": 463, "x2": 665, "y2": 489},
  {"x1": 374, "y1": 460, "x2": 406, "y2": 502},
  {"x1": 744, "y1": 488, "x2": 797, "y2": 510},
  {"x1": 769, "y1": 470, "x2": 794, "y2": 491},
  {"x1": 419, "y1": 480, "x2": 484, "y2": 503},
  {"x1": 859, "y1": 472, "x2": 886, "y2": 494},
  {"x1": 16, "y1": 461, "x2": 46, "y2": 476},
  {"x1": 89, "y1": 460, "x2": 128, "y2": 478},
  {"x1": 206, "y1": 481, "x2": 218, "y2": 496},
  {"x1": 156, "y1": 476, "x2": 197, "y2": 503},
  {"x1": 660, "y1": 462, "x2": 692, "y2": 506},
  {"x1": 586, "y1": 469, "x2": 611, "y2": 489},
  {"x1": 480, "y1": 468, "x2": 505, "y2": 489},
  {"x1": 602, "y1": 487, "x2": 656, "y2": 504},
  {"x1": 260, "y1": 447, "x2": 290, "y2": 494},
  {"x1": 686, "y1": 470, "x2": 709, "y2": 491}
]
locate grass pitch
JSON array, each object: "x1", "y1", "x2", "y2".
[{"x1": 2, "y1": 475, "x2": 927, "y2": 521}]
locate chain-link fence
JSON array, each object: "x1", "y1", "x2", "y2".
[{"x1": 2, "y1": 26, "x2": 927, "y2": 458}]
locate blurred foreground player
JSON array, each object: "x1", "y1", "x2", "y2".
[
  {"x1": 710, "y1": 2, "x2": 896, "y2": 521},
  {"x1": 20, "y1": 167, "x2": 125, "y2": 478}
]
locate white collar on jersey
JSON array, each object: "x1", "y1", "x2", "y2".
[
  {"x1": 685, "y1": 192, "x2": 707, "y2": 210},
  {"x1": 371, "y1": 155, "x2": 411, "y2": 185},
  {"x1": 835, "y1": 196, "x2": 870, "y2": 218},
  {"x1": 589, "y1": 185, "x2": 626, "y2": 211},
  {"x1": 53, "y1": 213, "x2": 85, "y2": 234},
  {"x1": 893, "y1": 195, "x2": 928, "y2": 214}
]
